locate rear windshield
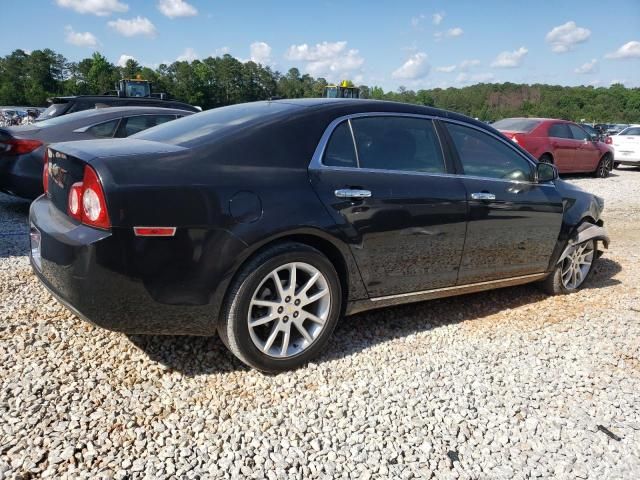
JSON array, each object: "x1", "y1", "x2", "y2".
[
  {"x1": 492, "y1": 118, "x2": 541, "y2": 133},
  {"x1": 133, "y1": 102, "x2": 296, "y2": 146},
  {"x1": 40, "y1": 102, "x2": 69, "y2": 119}
]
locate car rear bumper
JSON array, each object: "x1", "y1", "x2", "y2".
[
  {"x1": 29, "y1": 196, "x2": 244, "y2": 335},
  {"x1": 0, "y1": 154, "x2": 42, "y2": 199}
]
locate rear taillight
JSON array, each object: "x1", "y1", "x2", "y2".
[
  {"x1": 0, "y1": 138, "x2": 43, "y2": 155},
  {"x1": 65, "y1": 165, "x2": 111, "y2": 229},
  {"x1": 511, "y1": 134, "x2": 520, "y2": 145},
  {"x1": 68, "y1": 182, "x2": 83, "y2": 220},
  {"x1": 605, "y1": 136, "x2": 612, "y2": 145},
  {"x1": 43, "y1": 148, "x2": 50, "y2": 193}
]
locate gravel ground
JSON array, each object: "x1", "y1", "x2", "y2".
[{"x1": 1, "y1": 168, "x2": 639, "y2": 479}]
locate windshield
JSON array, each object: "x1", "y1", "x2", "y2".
[
  {"x1": 325, "y1": 87, "x2": 338, "y2": 98},
  {"x1": 133, "y1": 101, "x2": 296, "y2": 146},
  {"x1": 492, "y1": 118, "x2": 541, "y2": 132},
  {"x1": 125, "y1": 81, "x2": 151, "y2": 98}
]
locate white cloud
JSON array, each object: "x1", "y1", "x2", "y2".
[
  {"x1": 392, "y1": 52, "x2": 430, "y2": 80},
  {"x1": 157, "y1": 0, "x2": 197, "y2": 18},
  {"x1": 435, "y1": 65, "x2": 456, "y2": 73},
  {"x1": 575, "y1": 58, "x2": 598, "y2": 74},
  {"x1": 249, "y1": 41, "x2": 272, "y2": 65},
  {"x1": 545, "y1": 21, "x2": 591, "y2": 53},
  {"x1": 491, "y1": 47, "x2": 528, "y2": 68},
  {"x1": 117, "y1": 54, "x2": 136, "y2": 67},
  {"x1": 605, "y1": 41, "x2": 640, "y2": 59},
  {"x1": 434, "y1": 27, "x2": 463, "y2": 40},
  {"x1": 64, "y1": 26, "x2": 98, "y2": 47},
  {"x1": 456, "y1": 72, "x2": 495, "y2": 84},
  {"x1": 459, "y1": 59, "x2": 481, "y2": 70},
  {"x1": 213, "y1": 46, "x2": 230, "y2": 56},
  {"x1": 285, "y1": 41, "x2": 364, "y2": 79},
  {"x1": 176, "y1": 47, "x2": 198, "y2": 62},
  {"x1": 432, "y1": 12, "x2": 445, "y2": 25},
  {"x1": 108, "y1": 16, "x2": 157, "y2": 37},
  {"x1": 410, "y1": 14, "x2": 425, "y2": 28},
  {"x1": 56, "y1": 0, "x2": 128, "y2": 16}
]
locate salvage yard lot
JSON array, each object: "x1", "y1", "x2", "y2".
[{"x1": 1, "y1": 170, "x2": 639, "y2": 479}]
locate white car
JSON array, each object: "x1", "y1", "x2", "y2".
[{"x1": 611, "y1": 125, "x2": 640, "y2": 167}]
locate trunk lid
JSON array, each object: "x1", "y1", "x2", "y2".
[{"x1": 45, "y1": 139, "x2": 186, "y2": 218}]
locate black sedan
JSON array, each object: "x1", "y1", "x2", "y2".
[
  {"x1": 1, "y1": 106, "x2": 193, "y2": 199},
  {"x1": 29, "y1": 99, "x2": 610, "y2": 372}
]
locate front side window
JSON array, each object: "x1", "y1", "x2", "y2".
[
  {"x1": 350, "y1": 116, "x2": 446, "y2": 173},
  {"x1": 86, "y1": 119, "x2": 119, "y2": 138},
  {"x1": 569, "y1": 124, "x2": 589, "y2": 141},
  {"x1": 445, "y1": 122, "x2": 532, "y2": 181},
  {"x1": 548, "y1": 123, "x2": 572, "y2": 139},
  {"x1": 323, "y1": 121, "x2": 357, "y2": 168},
  {"x1": 115, "y1": 115, "x2": 176, "y2": 138}
]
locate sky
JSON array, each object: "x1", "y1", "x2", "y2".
[{"x1": 2, "y1": 0, "x2": 640, "y2": 90}]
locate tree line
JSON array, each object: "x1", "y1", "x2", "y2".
[{"x1": 1, "y1": 48, "x2": 639, "y2": 122}]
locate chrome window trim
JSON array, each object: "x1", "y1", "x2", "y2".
[
  {"x1": 309, "y1": 112, "x2": 554, "y2": 187},
  {"x1": 347, "y1": 118, "x2": 360, "y2": 168}
]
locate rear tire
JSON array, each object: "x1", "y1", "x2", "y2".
[
  {"x1": 539, "y1": 154, "x2": 553, "y2": 164},
  {"x1": 540, "y1": 239, "x2": 597, "y2": 295},
  {"x1": 593, "y1": 155, "x2": 612, "y2": 178},
  {"x1": 218, "y1": 242, "x2": 342, "y2": 373}
]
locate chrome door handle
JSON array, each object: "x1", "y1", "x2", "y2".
[
  {"x1": 334, "y1": 189, "x2": 372, "y2": 199},
  {"x1": 470, "y1": 192, "x2": 496, "y2": 201}
]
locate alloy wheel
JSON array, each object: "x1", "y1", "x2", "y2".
[
  {"x1": 598, "y1": 157, "x2": 611, "y2": 177},
  {"x1": 247, "y1": 262, "x2": 331, "y2": 358},
  {"x1": 560, "y1": 241, "x2": 594, "y2": 290}
]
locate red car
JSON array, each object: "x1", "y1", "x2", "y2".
[{"x1": 493, "y1": 118, "x2": 614, "y2": 178}]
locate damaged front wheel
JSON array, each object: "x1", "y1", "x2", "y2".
[{"x1": 540, "y1": 239, "x2": 597, "y2": 295}]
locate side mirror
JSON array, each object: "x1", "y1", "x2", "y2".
[
  {"x1": 536, "y1": 162, "x2": 558, "y2": 183},
  {"x1": 590, "y1": 133, "x2": 598, "y2": 142}
]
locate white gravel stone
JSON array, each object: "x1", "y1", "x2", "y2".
[{"x1": 1, "y1": 169, "x2": 640, "y2": 478}]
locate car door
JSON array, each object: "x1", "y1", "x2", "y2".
[
  {"x1": 569, "y1": 123, "x2": 600, "y2": 172},
  {"x1": 309, "y1": 115, "x2": 468, "y2": 298},
  {"x1": 441, "y1": 120, "x2": 564, "y2": 284},
  {"x1": 547, "y1": 123, "x2": 576, "y2": 171}
]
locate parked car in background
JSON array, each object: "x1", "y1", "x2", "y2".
[
  {"x1": 1, "y1": 106, "x2": 193, "y2": 199},
  {"x1": 29, "y1": 99, "x2": 609, "y2": 372},
  {"x1": 38, "y1": 95, "x2": 199, "y2": 121},
  {"x1": 493, "y1": 117, "x2": 614, "y2": 177},
  {"x1": 606, "y1": 124, "x2": 629, "y2": 136},
  {"x1": 579, "y1": 123, "x2": 605, "y2": 142},
  {"x1": 611, "y1": 125, "x2": 640, "y2": 168}
]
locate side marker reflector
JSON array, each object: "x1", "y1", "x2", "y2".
[{"x1": 133, "y1": 227, "x2": 177, "y2": 237}]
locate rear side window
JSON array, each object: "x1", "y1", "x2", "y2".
[
  {"x1": 620, "y1": 127, "x2": 640, "y2": 136},
  {"x1": 548, "y1": 123, "x2": 572, "y2": 139},
  {"x1": 492, "y1": 118, "x2": 541, "y2": 132},
  {"x1": 350, "y1": 116, "x2": 445, "y2": 173},
  {"x1": 323, "y1": 121, "x2": 357, "y2": 168},
  {"x1": 445, "y1": 122, "x2": 532, "y2": 181},
  {"x1": 86, "y1": 119, "x2": 119, "y2": 138}
]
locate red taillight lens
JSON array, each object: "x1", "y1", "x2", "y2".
[
  {"x1": 43, "y1": 148, "x2": 50, "y2": 193},
  {"x1": 1, "y1": 138, "x2": 43, "y2": 155},
  {"x1": 68, "y1": 182, "x2": 83, "y2": 220},
  {"x1": 65, "y1": 166, "x2": 110, "y2": 229},
  {"x1": 605, "y1": 136, "x2": 612, "y2": 144}
]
